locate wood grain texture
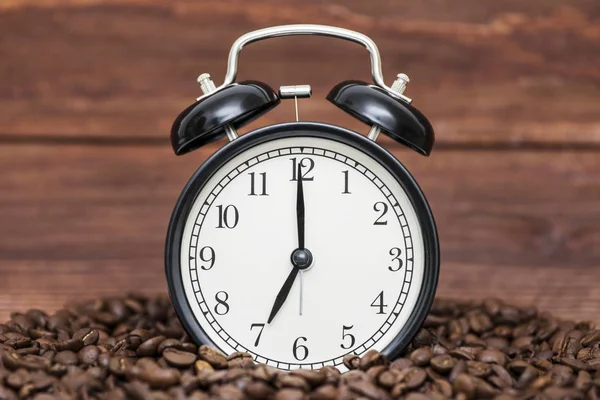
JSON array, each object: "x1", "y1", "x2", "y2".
[
  {"x1": 2, "y1": 143, "x2": 600, "y2": 322},
  {"x1": 2, "y1": 260, "x2": 598, "y2": 324},
  {"x1": 1, "y1": 0, "x2": 599, "y2": 143}
]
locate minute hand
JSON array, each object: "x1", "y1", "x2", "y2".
[
  {"x1": 267, "y1": 165, "x2": 305, "y2": 324},
  {"x1": 296, "y1": 163, "x2": 305, "y2": 249}
]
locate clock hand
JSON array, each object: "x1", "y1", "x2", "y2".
[
  {"x1": 296, "y1": 163, "x2": 305, "y2": 249},
  {"x1": 267, "y1": 266, "x2": 300, "y2": 324},
  {"x1": 296, "y1": 163, "x2": 305, "y2": 316},
  {"x1": 268, "y1": 164, "x2": 308, "y2": 324}
]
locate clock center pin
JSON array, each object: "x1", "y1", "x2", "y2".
[{"x1": 291, "y1": 248, "x2": 314, "y2": 270}]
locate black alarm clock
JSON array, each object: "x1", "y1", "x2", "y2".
[{"x1": 165, "y1": 24, "x2": 439, "y2": 371}]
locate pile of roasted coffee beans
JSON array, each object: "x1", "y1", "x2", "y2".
[{"x1": 1, "y1": 295, "x2": 599, "y2": 399}]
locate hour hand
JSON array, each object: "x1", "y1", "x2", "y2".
[{"x1": 267, "y1": 266, "x2": 300, "y2": 324}]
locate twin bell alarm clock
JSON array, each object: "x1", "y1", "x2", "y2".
[{"x1": 165, "y1": 24, "x2": 439, "y2": 371}]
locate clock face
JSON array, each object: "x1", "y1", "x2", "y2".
[{"x1": 173, "y1": 130, "x2": 435, "y2": 371}]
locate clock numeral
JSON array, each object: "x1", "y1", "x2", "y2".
[
  {"x1": 370, "y1": 291, "x2": 388, "y2": 315},
  {"x1": 292, "y1": 336, "x2": 309, "y2": 361},
  {"x1": 340, "y1": 325, "x2": 355, "y2": 349},
  {"x1": 342, "y1": 170, "x2": 351, "y2": 194},
  {"x1": 214, "y1": 291, "x2": 229, "y2": 315},
  {"x1": 248, "y1": 172, "x2": 268, "y2": 196},
  {"x1": 199, "y1": 246, "x2": 215, "y2": 270},
  {"x1": 373, "y1": 202, "x2": 389, "y2": 225},
  {"x1": 250, "y1": 323, "x2": 265, "y2": 347},
  {"x1": 216, "y1": 204, "x2": 239, "y2": 229},
  {"x1": 290, "y1": 157, "x2": 315, "y2": 181},
  {"x1": 388, "y1": 247, "x2": 403, "y2": 272}
]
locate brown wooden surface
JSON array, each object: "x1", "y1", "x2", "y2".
[
  {"x1": 1, "y1": 0, "x2": 600, "y2": 323},
  {"x1": 1, "y1": 0, "x2": 599, "y2": 143}
]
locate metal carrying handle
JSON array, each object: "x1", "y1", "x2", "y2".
[{"x1": 206, "y1": 24, "x2": 412, "y2": 104}]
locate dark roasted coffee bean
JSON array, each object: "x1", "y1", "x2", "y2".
[
  {"x1": 409, "y1": 347, "x2": 433, "y2": 366},
  {"x1": 5, "y1": 369, "x2": 29, "y2": 389},
  {"x1": 163, "y1": 348, "x2": 197, "y2": 368},
  {"x1": 309, "y1": 384, "x2": 338, "y2": 400},
  {"x1": 138, "y1": 366, "x2": 181, "y2": 389},
  {"x1": 78, "y1": 345, "x2": 100, "y2": 365},
  {"x1": 289, "y1": 369, "x2": 326, "y2": 387},
  {"x1": 476, "y1": 349, "x2": 508, "y2": 366},
  {"x1": 359, "y1": 349, "x2": 387, "y2": 370},
  {"x1": 430, "y1": 354, "x2": 455, "y2": 374},
  {"x1": 348, "y1": 379, "x2": 390, "y2": 400},
  {"x1": 389, "y1": 357, "x2": 413, "y2": 370},
  {"x1": 245, "y1": 381, "x2": 275, "y2": 399},
  {"x1": 227, "y1": 351, "x2": 254, "y2": 369},
  {"x1": 157, "y1": 338, "x2": 183, "y2": 355},
  {"x1": 136, "y1": 335, "x2": 166, "y2": 357},
  {"x1": 343, "y1": 354, "x2": 360, "y2": 370},
  {"x1": 275, "y1": 388, "x2": 306, "y2": 400},
  {"x1": 277, "y1": 374, "x2": 310, "y2": 391},
  {"x1": 449, "y1": 346, "x2": 479, "y2": 360},
  {"x1": 123, "y1": 380, "x2": 152, "y2": 400},
  {"x1": 453, "y1": 373, "x2": 476, "y2": 398},
  {"x1": 198, "y1": 345, "x2": 228, "y2": 369},
  {"x1": 466, "y1": 360, "x2": 491, "y2": 377},
  {"x1": 54, "y1": 350, "x2": 78, "y2": 365},
  {"x1": 404, "y1": 367, "x2": 427, "y2": 389},
  {"x1": 411, "y1": 329, "x2": 434, "y2": 347}
]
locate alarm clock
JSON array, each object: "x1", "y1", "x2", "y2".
[{"x1": 165, "y1": 24, "x2": 439, "y2": 371}]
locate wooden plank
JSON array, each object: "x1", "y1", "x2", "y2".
[
  {"x1": 1, "y1": 261, "x2": 598, "y2": 324},
  {"x1": 1, "y1": 144, "x2": 600, "y2": 322},
  {"x1": 3, "y1": 144, "x2": 600, "y2": 266},
  {"x1": 1, "y1": 0, "x2": 599, "y2": 143}
]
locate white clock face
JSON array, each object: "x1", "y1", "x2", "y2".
[{"x1": 179, "y1": 136, "x2": 426, "y2": 371}]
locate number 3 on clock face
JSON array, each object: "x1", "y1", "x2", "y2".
[{"x1": 166, "y1": 123, "x2": 439, "y2": 371}]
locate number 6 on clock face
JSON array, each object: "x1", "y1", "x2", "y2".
[{"x1": 166, "y1": 123, "x2": 439, "y2": 371}]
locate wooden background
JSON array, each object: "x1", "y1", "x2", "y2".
[{"x1": 1, "y1": 0, "x2": 599, "y2": 323}]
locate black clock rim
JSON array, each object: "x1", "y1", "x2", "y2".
[{"x1": 165, "y1": 121, "x2": 440, "y2": 364}]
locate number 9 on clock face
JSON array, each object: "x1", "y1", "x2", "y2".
[{"x1": 166, "y1": 123, "x2": 439, "y2": 371}]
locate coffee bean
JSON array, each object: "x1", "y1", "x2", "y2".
[
  {"x1": 359, "y1": 350, "x2": 387, "y2": 370},
  {"x1": 289, "y1": 369, "x2": 325, "y2": 387},
  {"x1": 275, "y1": 388, "x2": 306, "y2": 400},
  {"x1": 54, "y1": 350, "x2": 78, "y2": 365},
  {"x1": 409, "y1": 347, "x2": 433, "y2": 366},
  {"x1": 453, "y1": 373, "x2": 476, "y2": 398},
  {"x1": 163, "y1": 348, "x2": 197, "y2": 368},
  {"x1": 79, "y1": 345, "x2": 100, "y2": 365},
  {"x1": 343, "y1": 354, "x2": 360, "y2": 370},
  {"x1": 433, "y1": 378, "x2": 453, "y2": 397},
  {"x1": 136, "y1": 335, "x2": 166, "y2": 357},
  {"x1": 347, "y1": 380, "x2": 390, "y2": 400},
  {"x1": 466, "y1": 360, "x2": 491, "y2": 377},
  {"x1": 476, "y1": 349, "x2": 508, "y2": 366},
  {"x1": 389, "y1": 357, "x2": 414, "y2": 370},
  {"x1": 404, "y1": 367, "x2": 427, "y2": 389},
  {"x1": 431, "y1": 354, "x2": 456, "y2": 374},
  {"x1": 198, "y1": 345, "x2": 228, "y2": 369},
  {"x1": 245, "y1": 381, "x2": 275, "y2": 399},
  {"x1": 5, "y1": 369, "x2": 28, "y2": 389},
  {"x1": 309, "y1": 384, "x2": 338, "y2": 400},
  {"x1": 227, "y1": 352, "x2": 254, "y2": 369},
  {"x1": 157, "y1": 338, "x2": 183, "y2": 355},
  {"x1": 276, "y1": 374, "x2": 310, "y2": 391},
  {"x1": 139, "y1": 366, "x2": 181, "y2": 389}
]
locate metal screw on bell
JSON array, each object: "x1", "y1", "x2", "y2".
[
  {"x1": 197, "y1": 73, "x2": 239, "y2": 141},
  {"x1": 367, "y1": 73, "x2": 410, "y2": 141}
]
